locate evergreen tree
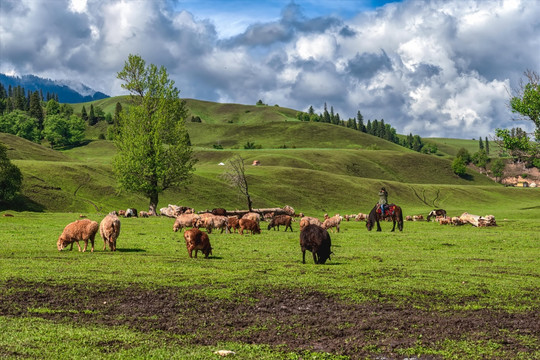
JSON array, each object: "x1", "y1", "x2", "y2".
[
  {"x1": 308, "y1": 105, "x2": 315, "y2": 116},
  {"x1": 0, "y1": 83, "x2": 6, "y2": 99},
  {"x1": 366, "y1": 120, "x2": 372, "y2": 134},
  {"x1": 479, "y1": 137, "x2": 484, "y2": 150},
  {"x1": 81, "y1": 106, "x2": 88, "y2": 122},
  {"x1": 323, "y1": 103, "x2": 330, "y2": 123},
  {"x1": 485, "y1": 136, "x2": 490, "y2": 154},
  {"x1": 29, "y1": 91, "x2": 44, "y2": 131},
  {"x1": 88, "y1": 104, "x2": 96, "y2": 125},
  {"x1": 357, "y1": 111, "x2": 366, "y2": 132}
]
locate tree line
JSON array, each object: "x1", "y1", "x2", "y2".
[
  {"x1": 295, "y1": 103, "x2": 437, "y2": 154},
  {"x1": 0, "y1": 82, "x2": 122, "y2": 148}
]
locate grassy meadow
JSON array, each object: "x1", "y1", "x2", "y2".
[{"x1": 1, "y1": 97, "x2": 540, "y2": 359}]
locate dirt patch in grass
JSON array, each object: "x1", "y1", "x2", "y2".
[{"x1": 1, "y1": 279, "x2": 538, "y2": 359}]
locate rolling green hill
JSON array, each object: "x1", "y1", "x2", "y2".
[{"x1": 2, "y1": 98, "x2": 539, "y2": 217}]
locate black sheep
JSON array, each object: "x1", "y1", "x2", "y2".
[{"x1": 299, "y1": 224, "x2": 332, "y2": 264}]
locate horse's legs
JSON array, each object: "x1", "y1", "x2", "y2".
[{"x1": 376, "y1": 219, "x2": 382, "y2": 232}]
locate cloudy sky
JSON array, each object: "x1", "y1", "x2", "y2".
[{"x1": 1, "y1": 0, "x2": 539, "y2": 139}]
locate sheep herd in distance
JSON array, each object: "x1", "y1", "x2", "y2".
[{"x1": 53, "y1": 203, "x2": 496, "y2": 264}]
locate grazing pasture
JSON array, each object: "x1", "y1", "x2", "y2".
[{"x1": 1, "y1": 211, "x2": 538, "y2": 359}]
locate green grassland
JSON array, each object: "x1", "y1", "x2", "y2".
[
  {"x1": 0, "y1": 212, "x2": 538, "y2": 359},
  {"x1": 1, "y1": 97, "x2": 539, "y2": 359}
]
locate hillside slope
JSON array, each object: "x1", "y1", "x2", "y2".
[{"x1": 2, "y1": 98, "x2": 538, "y2": 216}]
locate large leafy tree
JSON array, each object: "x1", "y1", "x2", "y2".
[
  {"x1": 113, "y1": 54, "x2": 196, "y2": 215},
  {"x1": 0, "y1": 142, "x2": 23, "y2": 202},
  {"x1": 510, "y1": 70, "x2": 540, "y2": 141}
]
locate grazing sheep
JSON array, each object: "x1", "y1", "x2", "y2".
[
  {"x1": 118, "y1": 210, "x2": 126, "y2": 217},
  {"x1": 211, "y1": 208, "x2": 227, "y2": 216},
  {"x1": 239, "y1": 218, "x2": 261, "y2": 235},
  {"x1": 405, "y1": 215, "x2": 413, "y2": 221},
  {"x1": 413, "y1": 215, "x2": 424, "y2": 221},
  {"x1": 267, "y1": 215, "x2": 293, "y2": 232},
  {"x1": 299, "y1": 216, "x2": 322, "y2": 231},
  {"x1": 125, "y1": 208, "x2": 138, "y2": 218},
  {"x1": 57, "y1": 219, "x2": 99, "y2": 252},
  {"x1": 139, "y1": 211, "x2": 149, "y2": 218},
  {"x1": 322, "y1": 214, "x2": 342, "y2": 233},
  {"x1": 242, "y1": 212, "x2": 262, "y2": 224},
  {"x1": 451, "y1": 216, "x2": 464, "y2": 226},
  {"x1": 300, "y1": 224, "x2": 332, "y2": 264},
  {"x1": 227, "y1": 216, "x2": 240, "y2": 233},
  {"x1": 194, "y1": 215, "x2": 229, "y2": 234},
  {"x1": 355, "y1": 213, "x2": 367, "y2": 221},
  {"x1": 173, "y1": 213, "x2": 201, "y2": 232},
  {"x1": 183, "y1": 228, "x2": 212, "y2": 258},
  {"x1": 99, "y1": 214, "x2": 121, "y2": 251},
  {"x1": 438, "y1": 217, "x2": 451, "y2": 225}
]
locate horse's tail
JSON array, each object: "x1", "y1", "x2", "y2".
[{"x1": 398, "y1": 206, "x2": 404, "y2": 231}]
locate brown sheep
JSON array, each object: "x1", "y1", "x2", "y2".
[
  {"x1": 322, "y1": 214, "x2": 342, "y2": 233},
  {"x1": 57, "y1": 219, "x2": 99, "y2": 252},
  {"x1": 227, "y1": 216, "x2": 240, "y2": 233},
  {"x1": 239, "y1": 218, "x2": 261, "y2": 235},
  {"x1": 211, "y1": 208, "x2": 227, "y2": 216},
  {"x1": 99, "y1": 214, "x2": 121, "y2": 251},
  {"x1": 139, "y1": 211, "x2": 149, "y2": 218},
  {"x1": 173, "y1": 213, "x2": 201, "y2": 232},
  {"x1": 194, "y1": 215, "x2": 229, "y2": 234},
  {"x1": 118, "y1": 210, "x2": 126, "y2": 217},
  {"x1": 299, "y1": 216, "x2": 322, "y2": 231},
  {"x1": 355, "y1": 213, "x2": 367, "y2": 221},
  {"x1": 267, "y1": 215, "x2": 293, "y2": 232},
  {"x1": 405, "y1": 215, "x2": 413, "y2": 221},
  {"x1": 183, "y1": 228, "x2": 212, "y2": 258},
  {"x1": 242, "y1": 212, "x2": 261, "y2": 224}
]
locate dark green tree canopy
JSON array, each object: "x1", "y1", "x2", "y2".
[{"x1": 0, "y1": 142, "x2": 23, "y2": 202}]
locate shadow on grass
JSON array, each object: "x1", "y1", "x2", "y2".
[
  {"x1": 116, "y1": 248, "x2": 147, "y2": 253},
  {"x1": 0, "y1": 194, "x2": 45, "y2": 212}
]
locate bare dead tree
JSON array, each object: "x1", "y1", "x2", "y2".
[
  {"x1": 411, "y1": 187, "x2": 441, "y2": 208},
  {"x1": 220, "y1": 155, "x2": 253, "y2": 212}
]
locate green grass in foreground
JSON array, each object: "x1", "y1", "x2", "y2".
[{"x1": 1, "y1": 212, "x2": 538, "y2": 359}]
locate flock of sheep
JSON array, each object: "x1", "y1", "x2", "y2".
[
  {"x1": 55, "y1": 204, "x2": 496, "y2": 264},
  {"x1": 55, "y1": 205, "x2": 344, "y2": 264}
]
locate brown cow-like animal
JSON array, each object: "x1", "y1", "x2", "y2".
[
  {"x1": 239, "y1": 218, "x2": 261, "y2": 235},
  {"x1": 267, "y1": 215, "x2": 293, "y2": 232},
  {"x1": 227, "y1": 216, "x2": 240, "y2": 233},
  {"x1": 99, "y1": 214, "x2": 121, "y2": 251},
  {"x1": 57, "y1": 219, "x2": 99, "y2": 252},
  {"x1": 299, "y1": 216, "x2": 322, "y2": 231},
  {"x1": 183, "y1": 228, "x2": 212, "y2": 258}
]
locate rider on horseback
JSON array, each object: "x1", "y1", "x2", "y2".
[{"x1": 378, "y1": 187, "x2": 388, "y2": 216}]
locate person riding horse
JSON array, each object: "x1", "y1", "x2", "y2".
[{"x1": 378, "y1": 187, "x2": 388, "y2": 216}]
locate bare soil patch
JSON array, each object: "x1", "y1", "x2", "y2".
[{"x1": 1, "y1": 279, "x2": 538, "y2": 359}]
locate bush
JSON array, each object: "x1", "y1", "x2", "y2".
[
  {"x1": 452, "y1": 157, "x2": 467, "y2": 177},
  {"x1": 0, "y1": 142, "x2": 23, "y2": 202}
]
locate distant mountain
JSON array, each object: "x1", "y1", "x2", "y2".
[{"x1": 0, "y1": 73, "x2": 109, "y2": 103}]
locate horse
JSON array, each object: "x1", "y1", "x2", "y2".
[
  {"x1": 366, "y1": 204, "x2": 403, "y2": 232},
  {"x1": 427, "y1": 209, "x2": 447, "y2": 222}
]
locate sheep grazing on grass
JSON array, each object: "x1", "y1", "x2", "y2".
[
  {"x1": 139, "y1": 211, "x2": 149, "y2": 218},
  {"x1": 267, "y1": 215, "x2": 293, "y2": 232},
  {"x1": 173, "y1": 213, "x2": 201, "y2": 232},
  {"x1": 183, "y1": 228, "x2": 212, "y2": 258},
  {"x1": 322, "y1": 214, "x2": 342, "y2": 233},
  {"x1": 57, "y1": 219, "x2": 99, "y2": 252},
  {"x1": 100, "y1": 214, "x2": 121, "y2": 251},
  {"x1": 242, "y1": 212, "x2": 262, "y2": 224},
  {"x1": 299, "y1": 216, "x2": 322, "y2": 231},
  {"x1": 300, "y1": 224, "x2": 332, "y2": 264},
  {"x1": 227, "y1": 216, "x2": 240, "y2": 233},
  {"x1": 194, "y1": 215, "x2": 229, "y2": 234},
  {"x1": 239, "y1": 218, "x2": 261, "y2": 235}
]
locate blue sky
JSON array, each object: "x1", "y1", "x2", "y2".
[{"x1": 1, "y1": 0, "x2": 539, "y2": 139}]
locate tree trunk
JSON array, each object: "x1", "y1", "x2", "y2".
[
  {"x1": 247, "y1": 195, "x2": 253, "y2": 212},
  {"x1": 149, "y1": 192, "x2": 159, "y2": 216}
]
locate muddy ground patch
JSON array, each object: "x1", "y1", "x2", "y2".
[{"x1": 1, "y1": 279, "x2": 538, "y2": 359}]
